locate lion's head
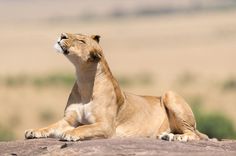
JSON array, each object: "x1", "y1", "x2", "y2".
[{"x1": 54, "y1": 33, "x2": 103, "y2": 65}]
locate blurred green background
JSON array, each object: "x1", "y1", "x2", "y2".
[{"x1": 0, "y1": 0, "x2": 236, "y2": 141}]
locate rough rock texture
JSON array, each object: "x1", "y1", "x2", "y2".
[{"x1": 0, "y1": 138, "x2": 236, "y2": 156}]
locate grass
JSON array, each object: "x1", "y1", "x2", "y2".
[
  {"x1": 0, "y1": 72, "x2": 154, "y2": 88},
  {"x1": 0, "y1": 73, "x2": 75, "y2": 87},
  {"x1": 116, "y1": 73, "x2": 153, "y2": 87},
  {"x1": 33, "y1": 73, "x2": 75, "y2": 87},
  {"x1": 8, "y1": 113, "x2": 21, "y2": 129},
  {"x1": 0, "y1": 124, "x2": 15, "y2": 141},
  {"x1": 3, "y1": 74, "x2": 30, "y2": 86},
  {"x1": 1, "y1": 73, "x2": 236, "y2": 140}
]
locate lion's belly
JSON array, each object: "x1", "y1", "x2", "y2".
[
  {"x1": 114, "y1": 93, "x2": 170, "y2": 137},
  {"x1": 115, "y1": 114, "x2": 169, "y2": 137}
]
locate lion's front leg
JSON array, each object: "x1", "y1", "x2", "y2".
[
  {"x1": 25, "y1": 112, "x2": 78, "y2": 139},
  {"x1": 61, "y1": 123, "x2": 113, "y2": 141},
  {"x1": 25, "y1": 119, "x2": 73, "y2": 139}
]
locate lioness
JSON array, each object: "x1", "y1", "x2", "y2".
[{"x1": 25, "y1": 33, "x2": 208, "y2": 142}]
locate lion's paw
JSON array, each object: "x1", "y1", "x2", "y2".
[
  {"x1": 60, "y1": 131, "x2": 80, "y2": 142},
  {"x1": 25, "y1": 129, "x2": 50, "y2": 139},
  {"x1": 173, "y1": 134, "x2": 188, "y2": 142},
  {"x1": 159, "y1": 132, "x2": 174, "y2": 141}
]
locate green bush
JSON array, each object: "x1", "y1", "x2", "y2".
[
  {"x1": 117, "y1": 76, "x2": 133, "y2": 87},
  {"x1": 196, "y1": 113, "x2": 236, "y2": 139},
  {"x1": 222, "y1": 77, "x2": 236, "y2": 91},
  {"x1": 39, "y1": 109, "x2": 56, "y2": 123},
  {"x1": 176, "y1": 72, "x2": 196, "y2": 86},
  {"x1": 190, "y1": 96, "x2": 236, "y2": 140}
]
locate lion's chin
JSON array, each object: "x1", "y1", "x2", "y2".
[
  {"x1": 54, "y1": 43, "x2": 64, "y2": 53},
  {"x1": 54, "y1": 43, "x2": 69, "y2": 55}
]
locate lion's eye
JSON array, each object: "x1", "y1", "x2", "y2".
[{"x1": 78, "y1": 40, "x2": 86, "y2": 44}]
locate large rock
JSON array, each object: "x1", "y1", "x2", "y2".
[{"x1": 0, "y1": 138, "x2": 236, "y2": 156}]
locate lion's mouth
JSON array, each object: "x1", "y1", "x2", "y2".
[{"x1": 54, "y1": 40, "x2": 69, "y2": 55}]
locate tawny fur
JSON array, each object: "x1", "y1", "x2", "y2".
[{"x1": 25, "y1": 33, "x2": 208, "y2": 142}]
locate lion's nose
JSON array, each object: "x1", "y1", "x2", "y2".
[{"x1": 61, "y1": 33, "x2": 68, "y2": 40}]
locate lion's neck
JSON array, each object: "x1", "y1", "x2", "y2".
[
  {"x1": 74, "y1": 63, "x2": 101, "y2": 103},
  {"x1": 74, "y1": 58, "x2": 124, "y2": 105}
]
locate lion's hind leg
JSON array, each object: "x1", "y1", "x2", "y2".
[
  {"x1": 158, "y1": 132, "x2": 175, "y2": 141},
  {"x1": 160, "y1": 91, "x2": 206, "y2": 141},
  {"x1": 159, "y1": 131, "x2": 199, "y2": 142}
]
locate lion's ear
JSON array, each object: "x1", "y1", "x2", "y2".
[
  {"x1": 91, "y1": 35, "x2": 100, "y2": 43},
  {"x1": 88, "y1": 51, "x2": 102, "y2": 62}
]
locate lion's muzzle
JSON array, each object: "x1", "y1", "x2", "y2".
[{"x1": 54, "y1": 33, "x2": 69, "y2": 55}]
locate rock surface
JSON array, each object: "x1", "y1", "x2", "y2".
[{"x1": 0, "y1": 138, "x2": 236, "y2": 156}]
